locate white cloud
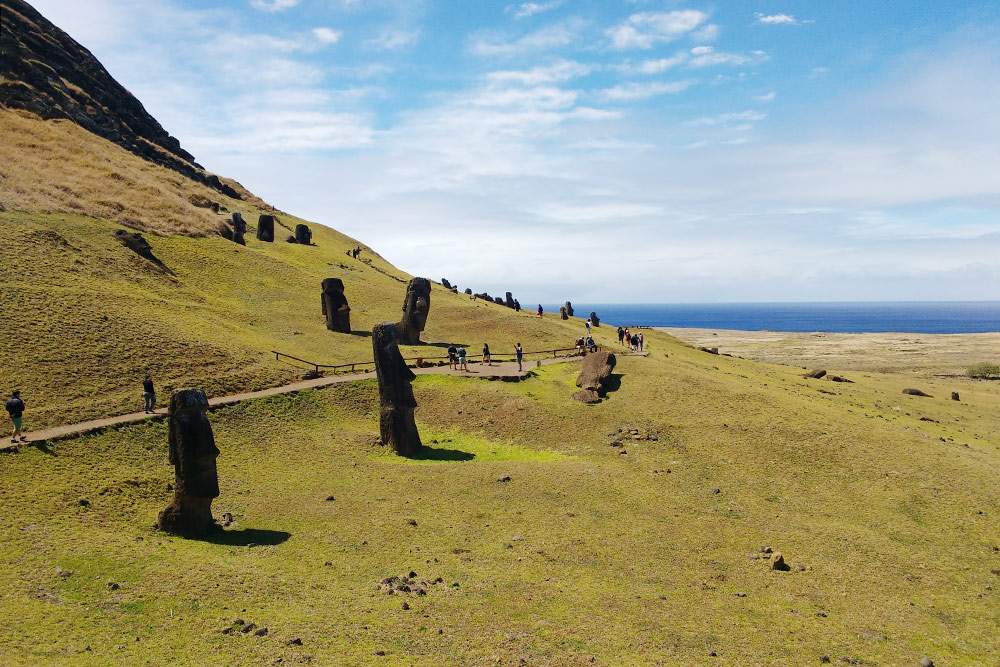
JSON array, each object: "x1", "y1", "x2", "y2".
[
  {"x1": 617, "y1": 54, "x2": 688, "y2": 74},
  {"x1": 312, "y1": 27, "x2": 342, "y2": 44},
  {"x1": 487, "y1": 60, "x2": 592, "y2": 85},
  {"x1": 600, "y1": 80, "x2": 694, "y2": 101},
  {"x1": 469, "y1": 21, "x2": 580, "y2": 56},
  {"x1": 690, "y1": 45, "x2": 713, "y2": 55},
  {"x1": 757, "y1": 13, "x2": 797, "y2": 25},
  {"x1": 365, "y1": 28, "x2": 420, "y2": 50},
  {"x1": 684, "y1": 110, "x2": 767, "y2": 126},
  {"x1": 755, "y1": 91, "x2": 776, "y2": 102},
  {"x1": 470, "y1": 86, "x2": 578, "y2": 110},
  {"x1": 607, "y1": 10, "x2": 708, "y2": 50},
  {"x1": 250, "y1": 0, "x2": 298, "y2": 12},
  {"x1": 505, "y1": 1, "x2": 563, "y2": 20},
  {"x1": 688, "y1": 46, "x2": 766, "y2": 67}
]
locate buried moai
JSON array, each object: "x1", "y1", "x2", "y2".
[
  {"x1": 293, "y1": 224, "x2": 312, "y2": 245},
  {"x1": 230, "y1": 212, "x2": 246, "y2": 245},
  {"x1": 564, "y1": 301, "x2": 574, "y2": 317},
  {"x1": 373, "y1": 323, "x2": 421, "y2": 456},
  {"x1": 321, "y1": 278, "x2": 351, "y2": 333},
  {"x1": 590, "y1": 312, "x2": 600, "y2": 327},
  {"x1": 257, "y1": 214, "x2": 275, "y2": 242},
  {"x1": 560, "y1": 306, "x2": 568, "y2": 320},
  {"x1": 505, "y1": 292, "x2": 515, "y2": 308},
  {"x1": 397, "y1": 277, "x2": 431, "y2": 345},
  {"x1": 156, "y1": 389, "x2": 220, "y2": 537},
  {"x1": 572, "y1": 351, "x2": 617, "y2": 403}
]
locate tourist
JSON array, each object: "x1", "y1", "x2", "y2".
[
  {"x1": 482, "y1": 343, "x2": 491, "y2": 366},
  {"x1": 515, "y1": 343, "x2": 523, "y2": 371},
  {"x1": 6, "y1": 390, "x2": 26, "y2": 444},
  {"x1": 537, "y1": 304, "x2": 543, "y2": 317},
  {"x1": 447, "y1": 343, "x2": 458, "y2": 370},
  {"x1": 624, "y1": 329, "x2": 631, "y2": 347},
  {"x1": 585, "y1": 319, "x2": 592, "y2": 334},
  {"x1": 575, "y1": 336, "x2": 584, "y2": 351},
  {"x1": 638, "y1": 332, "x2": 644, "y2": 352},
  {"x1": 457, "y1": 346, "x2": 468, "y2": 372},
  {"x1": 586, "y1": 335, "x2": 597, "y2": 353},
  {"x1": 143, "y1": 375, "x2": 156, "y2": 414},
  {"x1": 617, "y1": 326, "x2": 625, "y2": 345}
]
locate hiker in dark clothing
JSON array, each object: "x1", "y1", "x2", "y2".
[
  {"x1": 482, "y1": 343, "x2": 492, "y2": 366},
  {"x1": 143, "y1": 375, "x2": 156, "y2": 414},
  {"x1": 6, "y1": 390, "x2": 26, "y2": 444},
  {"x1": 617, "y1": 326, "x2": 625, "y2": 345}
]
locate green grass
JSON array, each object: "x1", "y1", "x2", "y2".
[{"x1": 1, "y1": 341, "x2": 997, "y2": 665}]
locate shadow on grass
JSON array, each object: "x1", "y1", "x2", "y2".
[
  {"x1": 31, "y1": 441, "x2": 57, "y2": 456},
  {"x1": 603, "y1": 373, "x2": 624, "y2": 395},
  {"x1": 421, "y1": 341, "x2": 469, "y2": 349},
  {"x1": 198, "y1": 528, "x2": 291, "y2": 547},
  {"x1": 409, "y1": 445, "x2": 475, "y2": 462},
  {"x1": 350, "y1": 330, "x2": 373, "y2": 338}
]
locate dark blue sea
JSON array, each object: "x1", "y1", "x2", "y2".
[{"x1": 544, "y1": 302, "x2": 1000, "y2": 334}]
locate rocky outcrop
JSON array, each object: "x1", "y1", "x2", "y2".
[{"x1": 0, "y1": 0, "x2": 240, "y2": 199}]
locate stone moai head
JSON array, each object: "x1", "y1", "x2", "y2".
[
  {"x1": 294, "y1": 224, "x2": 312, "y2": 245},
  {"x1": 257, "y1": 214, "x2": 275, "y2": 242},
  {"x1": 373, "y1": 323, "x2": 417, "y2": 405},
  {"x1": 398, "y1": 277, "x2": 431, "y2": 344},
  {"x1": 560, "y1": 306, "x2": 568, "y2": 320},
  {"x1": 591, "y1": 311, "x2": 600, "y2": 326},
  {"x1": 564, "y1": 301, "x2": 574, "y2": 317},
  {"x1": 321, "y1": 277, "x2": 351, "y2": 333},
  {"x1": 167, "y1": 389, "x2": 219, "y2": 499}
]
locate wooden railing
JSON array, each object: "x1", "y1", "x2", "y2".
[{"x1": 271, "y1": 345, "x2": 602, "y2": 375}]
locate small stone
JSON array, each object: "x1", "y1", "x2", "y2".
[
  {"x1": 287, "y1": 637, "x2": 303, "y2": 646},
  {"x1": 240, "y1": 623, "x2": 256, "y2": 634},
  {"x1": 713, "y1": 488, "x2": 721, "y2": 494},
  {"x1": 234, "y1": 619, "x2": 245, "y2": 625},
  {"x1": 920, "y1": 659, "x2": 934, "y2": 667},
  {"x1": 770, "y1": 553, "x2": 789, "y2": 571},
  {"x1": 56, "y1": 567, "x2": 72, "y2": 578},
  {"x1": 497, "y1": 475, "x2": 512, "y2": 482},
  {"x1": 107, "y1": 582, "x2": 119, "y2": 591},
  {"x1": 708, "y1": 650, "x2": 717, "y2": 657},
  {"x1": 619, "y1": 450, "x2": 628, "y2": 455},
  {"x1": 733, "y1": 592, "x2": 746, "y2": 597},
  {"x1": 401, "y1": 602, "x2": 410, "y2": 610},
  {"x1": 820, "y1": 657, "x2": 831, "y2": 664},
  {"x1": 78, "y1": 498, "x2": 90, "y2": 507},
  {"x1": 325, "y1": 496, "x2": 335, "y2": 501},
  {"x1": 324, "y1": 561, "x2": 332, "y2": 566},
  {"x1": 759, "y1": 546, "x2": 773, "y2": 554},
  {"x1": 254, "y1": 627, "x2": 268, "y2": 637},
  {"x1": 408, "y1": 570, "x2": 417, "y2": 578},
  {"x1": 221, "y1": 627, "x2": 233, "y2": 635},
  {"x1": 407, "y1": 519, "x2": 418, "y2": 526},
  {"x1": 795, "y1": 563, "x2": 806, "y2": 572},
  {"x1": 374, "y1": 650, "x2": 386, "y2": 656}
]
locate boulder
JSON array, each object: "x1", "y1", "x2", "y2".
[
  {"x1": 256, "y1": 214, "x2": 274, "y2": 242},
  {"x1": 902, "y1": 388, "x2": 932, "y2": 397},
  {"x1": 769, "y1": 553, "x2": 789, "y2": 571},
  {"x1": 464, "y1": 288, "x2": 472, "y2": 295}
]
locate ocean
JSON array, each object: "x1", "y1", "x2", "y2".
[{"x1": 543, "y1": 302, "x2": 1000, "y2": 334}]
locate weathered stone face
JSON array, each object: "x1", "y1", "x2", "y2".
[
  {"x1": 156, "y1": 389, "x2": 220, "y2": 537},
  {"x1": 590, "y1": 312, "x2": 600, "y2": 327},
  {"x1": 230, "y1": 212, "x2": 246, "y2": 245},
  {"x1": 257, "y1": 214, "x2": 275, "y2": 242},
  {"x1": 572, "y1": 351, "x2": 617, "y2": 403},
  {"x1": 505, "y1": 292, "x2": 515, "y2": 308},
  {"x1": 565, "y1": 301, "x2": 574, "y2": 317},
  {"x1": 560, "y1": 306, "x2": 568, "y2": 320},
  {"x1": 321, "y1": 278, "x2": 351, "y2": 333},
  {"x1": 372, "y1": 323, "x2": 421, "y2": 457},
  {"x1": 398, "y1": 278, "x2": 431, "y2": 345},
  {"x1": 294, "y1": 224, "x2": 312, "y2": 245}
]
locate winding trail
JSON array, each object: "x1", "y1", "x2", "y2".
[{"x1": 4, "y1": 355, "x2": 607, "y2": 448}]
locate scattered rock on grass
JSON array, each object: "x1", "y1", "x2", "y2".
[
  {"x1": 770, "y1": 553, "x2": 790, "y2": 571},
  {"x1": 287, "y1": 637, "x2": 303, "y2": 646},
  {"x1": 56, "y1": 567, "x2": 72, "y2": 578},
  {"x1": 497, "y1": 475, "x2": 512, "y2": 483},
  {"x1": 903, "y1": 388, "x2": 932, "y2": 397},
  {"x1": 920, "y1": 658, "x2": 934, "y2": 667},
  {"x1": 401, "y1": 602, "x2": 410, "y2": 610},
  {"x1": 406, "y1": 519, "x2": 417, "y2": 526},
  {"x1": 803, "y1": 369, "x2": 827, "y2": 379},
  {"x1": 254, "y1": 627, "x2": 268, "y2": 637}
]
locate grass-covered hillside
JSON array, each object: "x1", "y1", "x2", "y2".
[
  {"x1": 0, "y1": 111, "x2": 617, "y2": 430},
  {"x1": 1, "y1": 334, "x2": 997, "y2": 665}
]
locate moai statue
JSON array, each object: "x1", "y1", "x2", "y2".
[
  {"x1": 230, "y1": 212, "x2": 246, "y2": 245},
  {"x1": 591, "y1": 311, "x2": 600, "y2": 327},
  {"x1": 560, "y1": 306, "x2": 568, "y2": 320},
  {"x1": 514, "y1": 299, "x2": 521, "y2": 312},
  {"x1": 505, "y1": 292, "x2": 515, "y2": 308},
  {"x1": 397, "y1": 277, "x2": 431, "y2": 345},
  {"x1": 294, "y1": 224, "x2": 312, "y2": 245},
  {"x1": 441, "y1": 278, "x2": 452, "y2": 289},
  {"x1": 372, "y1": 323, "x2": 421, "y2": 456},
  {"x1": 156, "y1": 389, "x2": 220, "y2": 538},
  {"x1": 257, "y1": 214, "x2": 275, "y2": 242},
  {"x1": 564, "y1": 301, "x2": 574, "y2": 317},
  {"x1": 321, "y1": 278, "x2": 351, "y2": 333}
]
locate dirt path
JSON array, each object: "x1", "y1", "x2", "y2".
[{"x1": 4, "y1": 355, "x2": 600, "y2": 448}]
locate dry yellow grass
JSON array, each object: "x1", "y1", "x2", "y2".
[{"x1": 0, "y1": 108, "x2": 264, "y2": 235}]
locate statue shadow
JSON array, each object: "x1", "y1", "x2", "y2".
[
  {"x1": 409, "y1": 446, "x2": 475, "y2": 462},
  {"x1": 351, "y1": 330, "x2": 373, "y2": 337},
  {"x1": 602, "y1": 373, "x2": 624, "y2": 396},
  {"x1": 420, "y1": 342, "x2": 470, "y2": 349},
  {"x1": 199, "y1": 527, "x2": 291, "y2": 547}
]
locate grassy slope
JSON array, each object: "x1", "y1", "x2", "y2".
[{"x1": 0, "y1": 335, "x2": 997, "y2": 665}]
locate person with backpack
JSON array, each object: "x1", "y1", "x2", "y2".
[
  {"x1": 515, "y1": 343, "x2": 523, "y2": 371},
  {"x1": 142, "y1": 375, "x2": 156, "y2": 413},
  {"x1": 457, "y1": 346, "x2": 468, "y2": 372},
  {"x1": 6, "y1": 390, "x2": 27, "y2": 444},
  {"x1": 617, "y1": 326, "x2": 625, "y2": 345}
]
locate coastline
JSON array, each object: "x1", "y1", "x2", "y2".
[{"x1": 656, "y1": 327, "x2": 1000, "y2": 378}]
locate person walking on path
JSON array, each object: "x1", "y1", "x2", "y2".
[
  {"x1": 6, "y1": 390, "x2": 27, "y2": 444},
  {"x1": 537, "y1": 304, "x2": 543, "y2": 317},
  {"x1": 447, "y1": 344, "x2": 458, "y2": 370},
  {"x1": 638, "y1": 332, "x2": 644, "y2": 352},
  {"x1": 515, "y1": 343, "x2": 523, "y2": 371},
  {"x1": 624, "y1": 329, "x2": 631, "y2": 347},
  {"x1": 585, "y1": 319, "x2": 592, "y2": 334},
  {"x1": 482, "y1": 343, "x2": 492, "y2": 366},
  {"x1": 142, "y1": 375, "x2": 156, "y2": 413},
  {"x1": 457, "y1": 346, "x2": 468, "y2": 372},
  {"x1": 617, "y1": 326, "x2": 625, "y2": 345}
]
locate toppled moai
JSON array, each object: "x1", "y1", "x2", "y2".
[
  {"x1": 113, "y1": 230, "x2": 171, "y2": 273},
  {"x1": 373, "y1": 323, "x2": 421, "y2": 457},
  {"x1": 590, "y1": 311, "x2": 600, "y2": 327},
  {"x1": 397, "y1": 277, "x2": 431, "y2": 345},
  {"x1": 230, "y1": 212, "x2": 246, "y2": 245},
  {"x1": 572, "y1": 351, "x2": 617, "y2": 403},
  {"x1": 441, "y1": 278, "x2": 452, "y2": 289},
  {"x1": 564, "y1": 301, "x2": 574, "y2": 317},
  {"x1": 156, "y1": 389, "x2": 220, "y2": 537},
  {"x1": 560, "y1": 306, "x2": 568, "y2": 320},
  {"x1": 257, "y1": 214, "x2": 275, "y2": 242},
  {"x1": 321, "y1": 278, "x2": 351, "y2": 333},
  {"x1": 294, "y1": 224, "x2": 312, "y2": 245}
]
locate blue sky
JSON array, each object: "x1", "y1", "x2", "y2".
[{"x1": 29, "y1": 0, "x2": 1000, "y2": 302}]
